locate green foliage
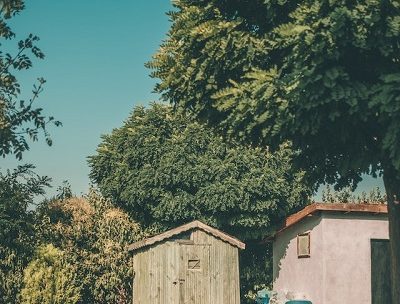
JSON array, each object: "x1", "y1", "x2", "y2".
[
  {"x1": 1, "y1": 2, "x2": 60, "y2": 300},
  {"x1": 89, "y1": 104, "x2": 310, "y2": 239},
  {"x1": 89, "y1": 104, "x2": 311, "y2": 300},
  {"x1": 35, "y1": 190, "x2": 142, "y2": 304},
  {"x1": 55, "y1": 180, "x2": 73, "y2": 200},
  {"x1": 0, "y1": 0, "x2": 61, "y2": 160},
  {"x1": 0, "y1": 164, "x2": 51, "y2": 303},
  {"x1": 20, "y1": 244, "x2": 81, "y2": 304},
  {"x1": 0, "y1": 165, "x2": 50, "y2": 248},
  {"x1": 321, "y1": 185, "x2": 386, "y2": 204},
  {"x1": 151, "y1": 4, "x2": 400, "y2": 295},
  {"x1": 149, "y1": 0, "x2": 400, "y2": 188},
  {"x1": 0, "y1": 247, "x2": 26, "y2": 304},
  {"x1": 151, "y1": 3, "x2": 400, "y2": 297}
]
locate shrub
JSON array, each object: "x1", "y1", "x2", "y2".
[{"x1": 20, "y1": 244, "x2": 81, "y2": 304}]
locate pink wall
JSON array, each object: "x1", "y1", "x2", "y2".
[
  {"x1": 273, "y1": 212, "x2": 389, "y2": 304},
  {"x1": 273, "y1": 215, "x2": 325, "y2": 302}
]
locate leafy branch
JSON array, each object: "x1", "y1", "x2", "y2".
[{"x1": 0, "y1": 8, "x2": 61, "y2": 160}]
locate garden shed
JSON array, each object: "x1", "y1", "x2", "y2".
[
  {"x1": 128, "y1": 220, "x2": 245, "y2": 304},
  {"x1": 270, "y1": 203, "x2": 390, "y2": 304}
]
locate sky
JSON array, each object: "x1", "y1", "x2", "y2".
[
  {"x1": 2, "y1": 0, "x2": 384, "y2": 200},
  {"x1": 2, "y1": 0, "x2": 172, "y2": 198}
]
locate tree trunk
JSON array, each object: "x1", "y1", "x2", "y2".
[{"x1": 382, "y1": 166, "x2": 400, "y2": 303}]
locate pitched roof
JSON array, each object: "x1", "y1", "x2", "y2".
[
  {"x1": 128, "y1": 220, "x2": 246, "y2": 251},
  {"x1": 267, "y1": 203, "x2": 388, "y2": 240}
]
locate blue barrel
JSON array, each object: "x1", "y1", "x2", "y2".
[
  {"x1": 256, "y1": 289, "x2": 270, "y2": 304},
  {"x1": 285, "y1": 301, "x2": 312, "y2": 304}
]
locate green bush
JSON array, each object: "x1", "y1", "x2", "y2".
[
  {"x1": 20, "y1": 244, "x2": 81, "y2": 304},
  {"x1": 35, "y1": 190, "x2": 142, "y2": 304},
  {"x1": 0, "y1": 165, "x2": 51, "y2": 303},
  {"x1": 0, "y1": 247, "x2": 26, "y2": 304}
]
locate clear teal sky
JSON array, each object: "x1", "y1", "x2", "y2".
[{"x1": 2, "y1": 0, "x2": 383, "y2": 200}]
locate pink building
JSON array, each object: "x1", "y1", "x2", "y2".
[{"x1": 271, "y1": 203, "x2": 390, "y2": 304}]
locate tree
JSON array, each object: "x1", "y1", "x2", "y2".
[
  {"x1": 88, "y1": 104, "x2": 311, "y2": 299},
  {"x1": 35, "y1": 190, "x2": 143, "y2": 304},
  {"x1": 149, "y1": 0, "x2": 400, "y2": 298},
  {"x1": 0, "y1": 2, "x2": 59, "y2": 298},
  {"x1": 20, "y1": 244, "x2": 81, "y2": 304},
  {"x1": 0, "y1": 0, "x2": 60, "y2": 160},
  {"x1": 0, "y1": 165, "x2": 50, "y2": 303},
  {"x1": 321, "y1": 185, "x2": 386, "y2": 205}
]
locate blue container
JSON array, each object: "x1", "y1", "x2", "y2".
[
  {"x1": 256, "y1": 289, "x2": 270, "y2": 304},
  {"x1": 285, "y1": 301, "x2": 312, "y2": 304}
]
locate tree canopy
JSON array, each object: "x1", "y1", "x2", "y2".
[
  {"x1": 150, "y1": 0, "x2": 400, "y2": 187},
  {"x1": 89, "y1": 104, "x2": 310, "y2": 240},
  {"x1": 149, "y1": 0, "x2": 400, "y2": 298}
]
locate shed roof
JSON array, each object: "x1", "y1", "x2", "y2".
[
  {"x1": 267, "y1": 203, "x2": 388, "y2": 240},
  {"x1": 128, "y1": 220, "x2": 246, "y2": 251}
]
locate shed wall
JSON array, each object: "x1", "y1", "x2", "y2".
[
  {"x1": 192, "y1": 230, "x2": 241, "y2": 304},
  {"x1": 132, "y1": 228, "x2": 240, "y2": 304},
  {"x1": 132, "y1": 240, "x2": 180, "y2": 304}
]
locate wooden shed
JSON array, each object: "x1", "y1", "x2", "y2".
[{"x1": 128, "y1": 220, "x2": 245, "y2": 304}]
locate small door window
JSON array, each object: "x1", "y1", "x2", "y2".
[{"x1": 188, "y1": 259, "x2": 201, "y2": 270}]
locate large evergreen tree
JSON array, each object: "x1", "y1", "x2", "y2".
[
  {"x1": 89, "y1": 104, "x2": 311, "y2": 299},
  {"x1": 149, "y1": 0, "x2": 400, "y2": 298}
]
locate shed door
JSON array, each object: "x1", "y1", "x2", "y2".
[
  {"x1": 371, "y1": 239, "x2": 392, "y2": 304},
  {"x1": 179, "y1": 244, "x2": 210, "y2": 304}
]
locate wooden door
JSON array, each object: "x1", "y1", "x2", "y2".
[
  {"x1": 179, "y1": 244, "x2": 211, "y2": 304},
  {"x1": 371, "y1": 239, "x2": 392, "y2": 304}
]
